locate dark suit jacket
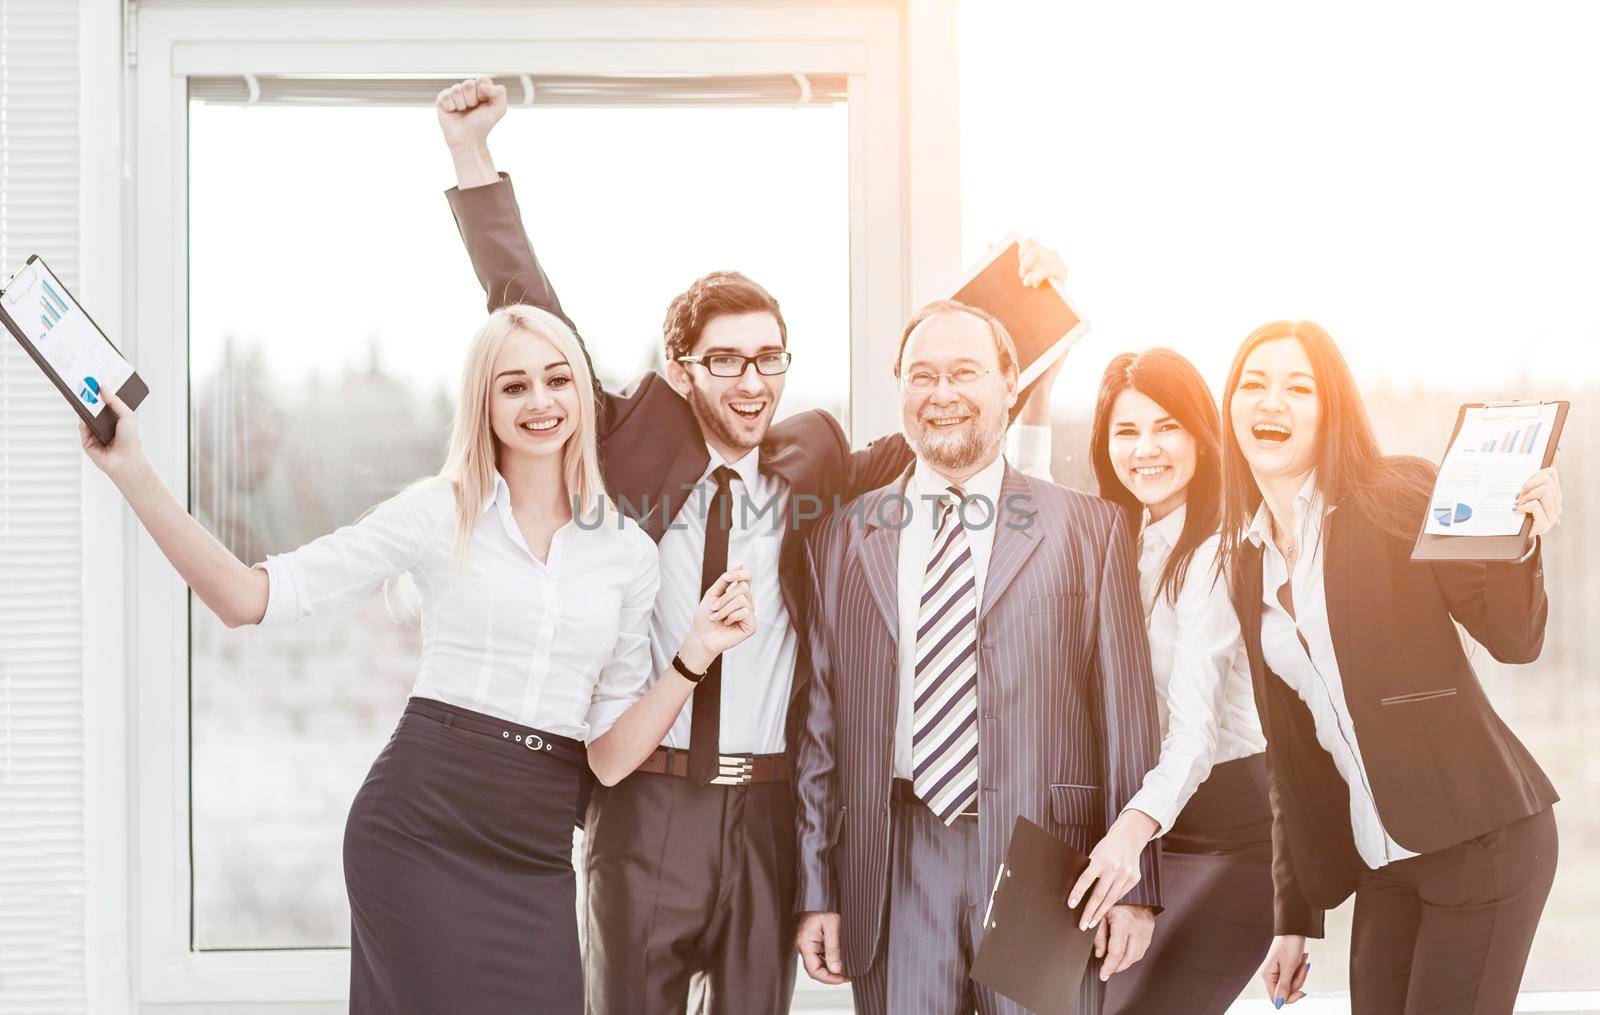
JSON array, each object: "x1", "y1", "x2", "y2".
[
  {"x1": 446, "y1": 175, "x2": 914, "y2": 758},
  {"x1": 794, "y1": 466, "x2": 1162, "y2": 975},
  {"x1": 1232, "y1": 500, "x2": 1557, "y2": 937}
]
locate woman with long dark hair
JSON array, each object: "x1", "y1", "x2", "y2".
[
  {"x1": 81, "y1": 304, "x2": 760, "y2": 1013},
  {"x1": 1074, "y1": 349, "x2": 1276, "y2": 1012},
  {"x1": 1219, "y1": 320, "x2": 1563, "y2": 1012}
]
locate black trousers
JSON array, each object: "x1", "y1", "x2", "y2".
[
  {"x1": 580, "y1": 770, "x2": 798, "y2": 1015},
  {"x1": 1350, "y1": 806, "x2": 1558, "y2": 1014},
  {"x1": 1106, "y1": 754, "x2": 1276, "y2": 1015},
  {"x1": 343, "y1": 698, "x2": 585, "y2": 1014}
]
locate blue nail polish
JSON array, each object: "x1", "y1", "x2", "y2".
[{"x1": 1274, "y1": 998, "x2": 1284, "y2": 1010}]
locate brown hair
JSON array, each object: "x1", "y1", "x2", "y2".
[
  {"x1": 661, "y1": 271, "x2": 787, "y2": 361},
  {"x1": 1218, "y1": 320, "x2": 1434, "y2": 571},
  {"x1": 893, "y1": 299, "x2": 1019, "y2": 378},
  {"x1": 1089, "y1": 348, "x2": 1223, "y2": 604}
]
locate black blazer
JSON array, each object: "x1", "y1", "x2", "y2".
[
  {"x1": 1232, "y1": 498, "x2": 1557, "y2": 937},
  {"x1": 446, "y1": 175, "x2": 914, "y2": 757}
]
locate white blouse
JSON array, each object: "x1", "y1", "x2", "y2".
[
  {"x1": 1245, "y1": 474, "x2": 1416, "y2": 868},
  {"x1": 1124, "y1": 504, "x2": 1267, "y2": 834},
  {"x1": 255, "y1": 473, "x2": 660, "y2": 744}
]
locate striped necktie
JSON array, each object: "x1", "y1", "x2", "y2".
[{"x1": 912, "y1": 485, "x2": 981, "y2": 824}]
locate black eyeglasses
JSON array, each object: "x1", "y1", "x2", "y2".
[{"x1": 675, "y1": 351, "x2": 792, "y2": 378}]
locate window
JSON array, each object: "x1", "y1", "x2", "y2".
[
  {"x1": 121, "y1": 3, "x2": 917, "y2": 1004},
  {"x1": 187, "y1": 95, "x2": 849, "y2": 950}
]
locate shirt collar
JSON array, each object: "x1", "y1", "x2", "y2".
[
  {"x1": 704, "y1": 443, "x2": 762, "y2": 490},
  {"x1": 1142, "y1": 502, "x2": 1187, "y2": 551},
  {"x1": 909, "y1": 452, "x2": 1007, "y2": 509},
  {"x1": 1244, "y1": 471, "x2": 1323, "y2": 546},
  {"x1": 481, "y1": 470, "x2": 512, "y2": 517}
]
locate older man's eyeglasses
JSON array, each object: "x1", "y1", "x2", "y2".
[
  {"x1": 676, "y1": 351, "x2": 793, "y2": 377},
  {"x1": 902, "y1": 366, "x2": 997, "y2": 390}
]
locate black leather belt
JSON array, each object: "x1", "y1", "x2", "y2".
[
  {"x1": 636, "y1": 746, "x2": 790, "y2": 785},
  {"x1": 405, "y1": 697, "x2": 587, "y2": 767}
]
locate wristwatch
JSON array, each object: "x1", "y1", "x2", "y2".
[{"x1": 672, "y1": 653, "x2": 709, "y2": 684}]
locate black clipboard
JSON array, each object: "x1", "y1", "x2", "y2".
[
  {"x1": 970, "y1": 816, "x2": 1096, "y2": 1015},
  {"x1": 1411, "y1": 400, "x2": 1569, "y2": 562},
  {"x1": 0, "y1": 254, "x2": 148, "y2": 445},
  {"x1": 951, "y1": 234, "x2": 1090, "y2": 420}
]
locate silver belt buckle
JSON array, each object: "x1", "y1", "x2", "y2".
[
  {"x1": 507, "y1": 731, "x2": 548, "y2": 752},
  {"x1": 709, "y1": 753, "x2": 754, "y2": 785}
]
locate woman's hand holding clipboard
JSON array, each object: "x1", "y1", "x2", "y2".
[
  {"x1": 1412, "y1": 400, "x2": 1568, "y2": 562},
  {"x1": 0, "y1": 254, "x2": 148, "y2": 444}
]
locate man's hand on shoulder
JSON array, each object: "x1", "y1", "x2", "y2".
[{"x1": 436, "y1": 76, "x2": 507, "y2": 189}]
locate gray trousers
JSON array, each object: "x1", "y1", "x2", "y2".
[
  {"x1": 581, "y1": 771, "x2": 797, "y2": 1015},
  {"x1": 850, "y1": 797, "x2": 1105, "y2": 1015}
]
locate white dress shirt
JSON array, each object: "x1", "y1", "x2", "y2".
[
  {"x1": 1245, "y1": 473, "x2": 1417, "y2": 868},
  {"x1": 1123, "y1": 504, "x2": 1267, "y2": 834},
  {"x1": 256, "y1": 473, "x2": 660, "y2": 744},
  {"x1": 892, "y1": 453, "x2": 1009, "y2": 781},
  {"x1": 651, "y1": 444, "x2": 797, "y2": 754},
  {"x1": 650, "y1": 426, "x2": 1054, "y2": 756}
]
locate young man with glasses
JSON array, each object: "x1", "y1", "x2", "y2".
[{"x1": 434, "y1": 77, "x2": 1063, "y2": 1015}]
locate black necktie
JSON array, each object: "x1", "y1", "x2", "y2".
[{"x1": 688, "y1": 466, "x2": 738, "y2": 784}]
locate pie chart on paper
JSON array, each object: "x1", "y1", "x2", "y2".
[{"x1": 1431, "y1": 501, "x2": 1473, "y2": 528}]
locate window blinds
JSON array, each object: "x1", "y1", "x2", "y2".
[
  {"x1": 0, "y1": 0, "x2": 86, "y2": 1010},
  {"x1": 187, "y1": 72, "x2": 848, "y2": 107}
]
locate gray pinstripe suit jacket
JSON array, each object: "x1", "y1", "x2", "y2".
[{"x1": 794, "y1": 462, "x2": 1163, "y2": 976}]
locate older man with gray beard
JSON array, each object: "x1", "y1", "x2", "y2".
[{"x1": 793, "y1": 300, "x2": 1162, "y2": 1015}]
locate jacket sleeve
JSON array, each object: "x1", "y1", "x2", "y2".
[
  {"x1": 1429, "y1": 538, "x2": 1548, "y2": 664},
  {"x1": 842, "y1": 432, "x2": 915, "y2": 499},
  {"x1": 1266, "y1": 749, "x2": 1326, "y2": 938},
  {"x1": 792, "y1": 531, "x2": 843, "y2": 914},
  {"x1": 1093, "y1": 508, "x2": 1163, "y2": 909},
  {"x1": 446, "y1": 172, "x2": 628, "y2": 435},
  {"x1": 445, "y1": 173, "x2": 575, "y2": 327}
]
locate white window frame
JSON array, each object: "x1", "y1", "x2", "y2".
[{"x1": 86, "y1": 1, "x2": 961, "y2": 1009}]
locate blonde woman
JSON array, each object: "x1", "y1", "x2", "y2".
[{"x1": 81, "y1": 305, "x2": 756, "y2": 1013}]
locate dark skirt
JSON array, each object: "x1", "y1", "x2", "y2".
[
  {"x1": 1106, "y1": 753, "x2": 1276, "y2": 1015},
  {"x1": 343, "y1": 697, "x2": 586, "y2": 1014}
]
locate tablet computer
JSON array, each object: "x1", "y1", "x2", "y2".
[
  {"x1": 0, "y1": 254, "x2": 147, "y2": 444},
  {"x1": 951, "y1": 233, "x2": 1091, "y2": 417}
]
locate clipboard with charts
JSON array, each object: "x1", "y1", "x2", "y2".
[
  {"x1": 0, "y1": 254, "x2": 148, "y2": 444},
  {"x1": 970, "y1": 816, "x2": 1096, "y2": 1015},
  {"x1": 951, "y1": 233, "x2": 1090, "y2": 417},
  {"x1": 1411, "y1": 400, "x2": 1569, "y2": 562}
]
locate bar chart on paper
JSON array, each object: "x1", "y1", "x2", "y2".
[
  {"x1": 1479, "y1": 422, "x2": 1545, "y2": 455},
  {"x1": 1, "y1": 259, "x2": 133, "y2": 415},
  {"x1": 1427, "y1": 403, "x2": 1560, "y2": 538},
  {"x1": 37, "y1": 277, "x2": 70, "y2": 335}
]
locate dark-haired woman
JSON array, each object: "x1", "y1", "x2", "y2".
[
  {"x1": 1220, "y1": 320, "x2": 1562, "y2": 1013},
  {"x1": 1067, "y1": 349, "x2": 1276, "y2": 1013}
]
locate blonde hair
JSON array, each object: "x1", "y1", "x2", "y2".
[{"x1": 440, "y1": 304, "x2": 608, "y2": 564}]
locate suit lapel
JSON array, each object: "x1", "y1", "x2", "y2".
[
  {"x1": 850, "y1": 472, "x2": 911, "y2": 643},
  {"x1": 1322, "y1": 504, "x2": 1358, "y2": 689},
  {"x1": 978, "y1": 466, "x2": 1043, "y2": 621},
  {"x1": 644, "y1": 439, "x2": 711, "y2": 542},
  {"x1": 1236, "y1": 542, "x2": 1270, "y2": 699}
]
